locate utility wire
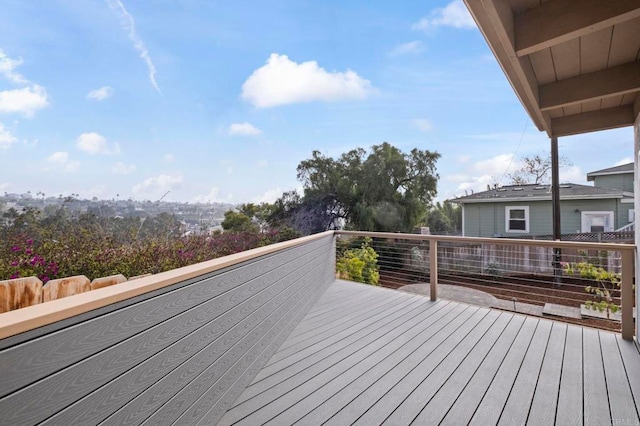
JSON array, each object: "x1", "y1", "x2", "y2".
[{"x1": 498, "y1": 119, "x2": 529, "y2": 185}]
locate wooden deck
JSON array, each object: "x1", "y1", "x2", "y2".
[{"x1": 219, "y1": 280, "x2": 640, "y2": 425}]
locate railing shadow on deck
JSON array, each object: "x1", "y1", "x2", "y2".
[{"x1": 335, "y1": 230, "x2": 636, "y2": 341}]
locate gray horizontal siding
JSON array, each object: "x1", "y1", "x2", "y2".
[
  {"x1": 0, "y1": 234, "x2": 335, "y2": 426},
  {"x1": 463, "y1": 199, "x2": 624, "y2": 237}
]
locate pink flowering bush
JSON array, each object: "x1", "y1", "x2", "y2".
[{"x1": 0, "y1": 209, "x2": 298, "y2": 282}]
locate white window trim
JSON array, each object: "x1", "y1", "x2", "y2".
[
  {"x1": 505, "y1": 206, "x2": 530, "y2": 233},
  {"x1": 581, "y1": 211, "x2": 614, "y2": 233}
]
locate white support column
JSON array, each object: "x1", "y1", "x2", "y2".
[{"x1": 635, "y1": 111, "x2": 640, "y2": 342}]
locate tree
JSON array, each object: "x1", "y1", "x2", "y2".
[
  {"x1": 425, "y1": 201, "x2": 462, "y2": 233},
  {"x1": 293, "y1": 142, "x2": 440, "y2": 233},
  {"x1": 221, "y1": 210, "x2": 259, "y2": 233},
  {"x1": 508, "y1": 152, "x2": 572, "y2": 185}
]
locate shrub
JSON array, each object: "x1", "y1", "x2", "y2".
[
  {"x1": 336, "y1": 237, "x2": 380, "y2": 285},
  {"x1": 562, "y1": 259, "x2": 621, "y2": 318}
]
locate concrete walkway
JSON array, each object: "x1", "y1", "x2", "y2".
[{"x1": 398, "y1": 283, "x2": 544, "y2": 316}]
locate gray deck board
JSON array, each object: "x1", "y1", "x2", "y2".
[
  {"x1": 222, "y1": 301, "x2": 456, "y2": 424},
  {"x1": 396, "y1": 311, "x2": 511, "y2": 424},
  {"x1": 266, "y1": 291, "x2": 408, "y2": 365},
  {"x1": 526, "y1": 322, "x2": 567, "y2": 426},
  {"x1": 439, "y1": 315, "x2": 531, "y2": 425},
  {"x1": 583, "y1": 327, "x2": 612, "y2": 426},
  {"x1": 218, "y1": 280, "x2": 640, "y2": 426},
  {"x1": 616, "y1": 335, "x2": 640, "y2": 419},
  {"x1": 600, "y1": 332, "x2": 640, "y2": 424},
  {"x1": 555, "y1": 324, "x2": 583, "y2": 426},
  {"x1": 297, "y1": 303, "x2": 467, "y2": 426},
  {"x1": 239, "y1": 296, "x2": 433, "y2": 402},
  {"x1": 411, "y1": 313, "x2": 519, "y2": 425}
]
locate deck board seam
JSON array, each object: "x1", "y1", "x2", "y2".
[
  {"x1": 313, "y1": 303, "x2": 473, "y2": 425},
  {"x1": 226, "y1": 302, "x2": 464, "y2": 424},
  {"x1": 615, "y1": 336, "x2": 640, "y2": 420},
  {"x1": 599, "y1": 331, "x2": 614, "y2": 424},
  {"x1": 409, "y1": 312, "x2": 517, "y2": 425},
  {"x1": 350, "y1": 306, "x2": 485, "y2": 424},
  {"x1": 437, "y1": 314, "x2": 527, "y2": 425},
  {"x1": 470, "y1": 319, "x2": 541, "y2": 424},
  {"x1": 381, "y1": 309, "x2": 500, "y2": 424}
]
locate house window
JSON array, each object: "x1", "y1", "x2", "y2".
[
  {"x1": 581, "y1": 211, "x2": 614, "y2": 233},
  {"x1": 505, "y1": 206, "x2": 529, "y2": 233}
]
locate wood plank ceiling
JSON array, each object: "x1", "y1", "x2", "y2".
[{"x1": 464, "y1": 0, "x2": 640, "y2": 137}]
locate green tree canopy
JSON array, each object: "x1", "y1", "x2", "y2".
[
  {"x1": 221, "y1": 210, "x2": 258, "y2": 233},
  {"x1": 294, "y1": 142, "x2": 440, "y2": 232},
  {"x1": 425, "y1": 201, "x2": 462, "y2": 234}
]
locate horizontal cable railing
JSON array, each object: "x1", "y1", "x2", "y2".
[{"x1": 335, "y1": 231, "x2": 636, "y2": 340}]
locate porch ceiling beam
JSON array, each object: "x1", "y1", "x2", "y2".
[
  {"x1": 539, "y1": 62, "x2": 640, "y2": 111},
  {"x1": 551, "y1": 105, "x2": 636, "y2": 137},
  {"x1": 515, "y1": 0, "x2": 640, "y2": 57}
]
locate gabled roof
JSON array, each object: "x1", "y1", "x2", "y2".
[
  {"x1": 451, "y1": 183, "x2": 631, "y2": 204},
  {"x1": 586, "y1": 162, "x2": 634, "y2": 181}
]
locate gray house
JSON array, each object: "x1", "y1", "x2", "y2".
[{"x1": 452, "y1": 164, "x2": 634, "y2": 238}]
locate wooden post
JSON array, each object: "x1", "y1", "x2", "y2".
[
  {"x1": 430, "y1": 239, "x2": 438, "y2": 301},
  {"x1": 551, "y1": 136, "x2": 562, "y2": 285},
  {"x1": 621, "y1": 248, "x2": 634, "y2": 340}
]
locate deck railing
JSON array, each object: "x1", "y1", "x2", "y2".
[
  {"x1": 336, "y1": 231, "x2": 636, "y2": 340},
  {"x1": 0, "y1": 230, "x2": 637, "y2": 424}
]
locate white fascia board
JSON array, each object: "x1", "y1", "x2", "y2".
[{"x1": 456, "y1": 194, "x2": 623, "y2": 204}]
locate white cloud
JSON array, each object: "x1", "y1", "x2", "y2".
[
  {"x1": 87, "y1": 86, "x2": 113, "y2": 101},
  {"x1": 192, "y1": 187, "x2": 220, "y2": 203},
  {"x1": 0, "y1": 122, "x2": 17, "y2": 149},
  {"x1": 451, "y1": 153, "x2": 515, "y2": 194},
  {"x1": 228, "y1": 122, "x2": 263, "y2": 136},
  {"x1": 0, "y1": 85, "x2": 49, "y2": 117},
  {"x1": 252, "y1": 187, "x2": 283, "y2": 204},
  {"x1": 132, "y1": 173, "x2": 182, "y2": 199},
  {"x1": 112, "y1": 161, "x2": 137, "y2": 174},
  {"x1": 458, "y1": 155, "x2": 470, "y2": 163},
  {"x1": 46, "y1": 151, "x2": 80, "y2": 173},
  {"x1": 76, "y1": 132, "x2": 120, "y2": 155},
  {"x1": 241, "y1": 53, "x2": 374, "y2": 108},
  {"x1": 559, "y1": 165, "x2": 586, "y2": 184},
  {"x1": 0, "y1": 50, "x2": 27, "y2": 84},
  {"x1": 257, "y1": 160, "x2": 268, "y2": 168},
  {"x1": 614, "y1": 157, "x2": 634, "y2": 166},
  {"x1": 164, "y1": 153, "x2": 174, "y2": 162},
  {"x1": 107, "y1": 0, "x2": 161, "y2": 94},
  {"x1": 47, "y1": 151, "x2": 69, "y2": 163},
  {"x1": 0, "y1": 182, "x2": 10, "y2": 192},
  {"x1": 389, "y1": 41, "x2": 424, "y2": 56},
  {"x1": 411, "y1": 118, "x2": 433, "y2": 132},
  {"x1": 412, "y1": 0, "x2": 476, "y2": 31}
]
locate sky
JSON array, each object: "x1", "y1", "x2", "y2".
[{"x1": 0, "y1": 0, "x2": 634, "y2": 205}]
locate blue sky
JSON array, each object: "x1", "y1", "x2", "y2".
[{"x1": 0, "y1": 0, "x2": 634, "y2": 204}]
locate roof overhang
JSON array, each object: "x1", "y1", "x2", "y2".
[{"x1": 464, "y1": 0, "x2": 640, "y2": 137}]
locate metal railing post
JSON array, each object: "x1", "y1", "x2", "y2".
[
  {"x1": 430, "y1": 239, "x2": 438, "y2": 301},
  {"x1": 621, "y1": 248, "x2": 635, "y2": 340}
]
